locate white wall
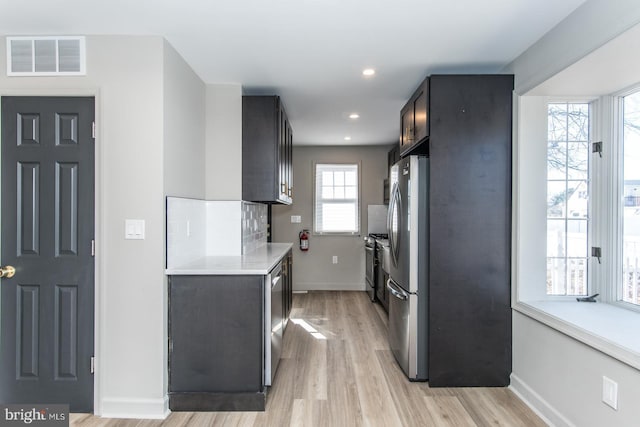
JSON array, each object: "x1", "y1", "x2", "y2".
[
  {"x1": 512, "y1": 313, "x2": 640, "y2": 427},
  {"x1": 505, "y1": 1, "x2": 640, "y2": 426},
  {"x1": 163, "y1": 40, "x2": 206, "y2": 199},
  {"x1": 161, "y1": 40, "x2": 207, "y2": 408},
  {"x1": 205, "y1": 84, "x2": 242, "y2": 200},
  {"x1": 271, "y1": 145, "x2": 390, "y2": 291},
  {"x1": 0, "y1": 35, "x2": 208, "y2": 418}
]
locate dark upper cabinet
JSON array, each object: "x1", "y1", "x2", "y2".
[
  {"x1": 243, "y1": 96, "x2": 293, "y2": 205},
  {"x1": 399, "y1": 77, "x2": 429, "y2": 157}
]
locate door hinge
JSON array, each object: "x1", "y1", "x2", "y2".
[
  {"x1": 92, "y1": 121, "x2": 96, "y2": 139},
  {"x1": 592, "y1": 246, "x2": 602, "y2": 264},
  {"x1": 91, "y1": 239, "x2": 95, "y2": 257},
  {"x1": 592, "y1": 141, "x2": 603, "y2": 158},
  {"x1": 90, "y1": 356, "x2": 95, "y2": 374}
]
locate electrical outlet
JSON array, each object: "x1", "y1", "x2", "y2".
[
  {"x1": 602, "y1": 376, "x2": 618, "y2": 410},
  {"x1": 332, "y1": 256, "x2": 338, "y2": 264},
  {"x1": 291, "y1": 215, "x2": 302, "y2": 223}
]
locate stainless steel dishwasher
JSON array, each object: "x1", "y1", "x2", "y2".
[{"x1": 264, "y1": 261, "x2": 283, "y2": 386}]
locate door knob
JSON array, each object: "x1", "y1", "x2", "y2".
[{"x1": 0, "y1": 266, "x2": 15, "y2": 278}]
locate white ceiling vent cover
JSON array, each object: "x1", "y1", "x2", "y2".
[{"x1": 7, "y1": 36, "x2": 86, "y2": 76}]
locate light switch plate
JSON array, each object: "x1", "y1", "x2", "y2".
[
  {"x1": 602, "y1": 376, "x2": 618, "y2": 410},
  {"x1": 291, "y1": 215, "x2": 302, "y2": 223},
  {"x1": 125, "y1": 219, "x2": 145, "y2": 240}
]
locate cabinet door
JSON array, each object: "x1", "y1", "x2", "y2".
[
  {"x1": 169, "y1": 275, "x2": 264, "y2": 392},
  {"x1": 285, "y1": 120, "x2": 293, "y2": 203},
  {"x1": 428, "y1": 74, "x2": 513, "y2": 387},
  {"x1": 400, "y1": 103, "x2": 414, "y2": 150},
  {"x1": 413, "y1": 84, "x2": 428, "y2": 141},
  {"x1": 278, "y1": 104, "x2": 287, "y2": 203}
]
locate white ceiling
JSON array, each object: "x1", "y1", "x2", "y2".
[{"x1": 0, "y1": 0, "x2": 588, "y2": 145}]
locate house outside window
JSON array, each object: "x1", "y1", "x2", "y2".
[{"x1": 313, "y1": 163, "x2": 360, "y2": 235}]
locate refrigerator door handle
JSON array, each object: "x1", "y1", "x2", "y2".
[
  {"x1": 387, "y1": 182, "x2": 401, "y2": 267},
  {"x1": 387, "y1": 278, "x2": 409, "y2": 300}
]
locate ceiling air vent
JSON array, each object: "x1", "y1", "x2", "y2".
[{"x1": 7, "y1": 36, "x2": 86, "y2": 76}]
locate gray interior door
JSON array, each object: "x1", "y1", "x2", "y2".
[{"x1": 0, "y1": 97, "x2": 95, "y2": 412}]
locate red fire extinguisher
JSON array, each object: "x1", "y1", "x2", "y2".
[{"x1": 299, "y1": 229, "x2": 310, "y2": 251}]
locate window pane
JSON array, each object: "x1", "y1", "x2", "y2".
[
  {"x1": 345, "y1": 186, "x2": 356, "y2": 199},
  {"x1": 334, "y1": 171, "x2": 344, "y2": 186},
  {"x1": 623, "y1": 91, "x2": 640, "y2": 305},
  {"x1": 547, "y1": 258, "x2": 566, "y2": 295},
  {"x1": 322, "y1": 171, "x2": 333, "y2": 186},
  {"x1": 566, "y1": 142, "x2": 589, "y2": 180},
  {"x1": 548, "y1": 104, "x2": 568, "y2": 141},
  {"x1": 322, "y1": 186, "x2": 333, "y2": 199},
  {"x1": 322, "y1": 203, "x2": 356, "y2": 231},
  {"x1": 567, "y1": 220, "x2": 587, "y2": 257},
  {"x1": 567, "y1": 104, "x2": 589, "y2": 141},
  {"x1": 547, "y1": 142, "x2": 566, "y2": 180},
  {"x1": 567, "y1": 181, "x2": 588, "y2": 218},
  {"x1": 547, "y1": 182, "x2": 566, "y2": 218},
  {"x1": 345, "y1": 171, "x2": 356, "y2": 186},
  {"x1": 547, "y1": 220, "x2": 566, "y2": 257},
  {"x1": 334, "y1": 187, "x2": 345, "y2": 199},
  {"x1": 567, "y1": 259, "x2": 587, "y2": 296},
  {"x1": 546, "y1": 102, "x2": 589, "y2": 296}
]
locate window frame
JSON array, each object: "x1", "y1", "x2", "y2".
[
  {"x1": 312, "y1": 162, "x2": 361, "y2": 236},
  {"x1": 545, "y1": 101, "x2": 593, "y2": 298},
  {"x1": 612, "y1": 85, "x2": 640, "y2": 311}
]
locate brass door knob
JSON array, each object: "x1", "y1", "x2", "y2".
[{"x1": 0, "y1": 266, "x2": 15, "y2": 278}]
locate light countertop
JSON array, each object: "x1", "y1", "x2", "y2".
[{"x1": 165, "y1": 243, "x2": 293, "y2": 275}]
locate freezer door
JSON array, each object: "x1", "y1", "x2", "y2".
[{"x1": 387, "y1": 278, "x2": 411, "y2": 376}]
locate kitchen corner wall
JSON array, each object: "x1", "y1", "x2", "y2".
[
  {"x1": 272, "y1": 145, "x2": 390, "y2": 291},
  {"x1": 0, "y1": 35, "x2": 207, "y2": 419}
]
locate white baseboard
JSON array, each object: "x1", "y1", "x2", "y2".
[
  {"x1": 509, "y1": 373, "x2": 574, "y2": 427},
  {"x1": 99, "y1": 396, "x2": 169, "y2": 419},
  {"x1": 294, "y1": 282, "x2": 365, "y2": 292}
]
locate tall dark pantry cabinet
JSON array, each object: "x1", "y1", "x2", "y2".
[{"x1": 422, "y1": 75, "x2": 513, "y2": 387}]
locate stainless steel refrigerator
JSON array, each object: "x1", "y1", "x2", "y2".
[{"x1": 386, "y1": 155, "x2": 428, "y2": 381}]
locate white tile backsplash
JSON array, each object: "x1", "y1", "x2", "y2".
[
  {"x1": 166, "y1": 197, "x2": 269, "y2": 268},
  {"x1": 242, "y1": 202, "x2": 268, "y2": 254},
  {"x1": 166, "y1": 197, "x2": 207, "y2": 269},
  {"x1": 367, "y1": 204, "x2": 389, "y2": 235}
]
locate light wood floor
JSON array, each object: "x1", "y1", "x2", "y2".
[{"x1": 71, "y1": 291, "x2": 546, "y2": 427}]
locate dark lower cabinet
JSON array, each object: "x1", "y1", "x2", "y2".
[
  {"x1": 168, "y1": 250, "x2": 294, "y2": 411},
  {"x1": 427, "y1": 74, "x2": 513, "y2": 387},
  {"x1": 168, "y1": 275, "x2": 266, "y2": 411}
]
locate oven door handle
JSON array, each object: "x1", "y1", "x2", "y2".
[{"x1": 387, "y1": 278, "x2": 408, "y2": 301}]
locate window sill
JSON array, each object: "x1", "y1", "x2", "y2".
[{"x1": 513, "y1": 300, "x2": 640, "y2": 370}]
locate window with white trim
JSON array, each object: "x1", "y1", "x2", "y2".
[
  {"x1": 546, "y1": 103, "x2": 591, "y2": 296},
  {"x1": 313, "y1": 163, "x2": 360, "y2": 235},
  {"x1": 621, "y1": 90, "x2": 640, "y2": 306}
]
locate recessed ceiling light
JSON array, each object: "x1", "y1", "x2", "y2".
[
  {"x1": 362, "y1": 68, "x2": 375, "y2": 77},
  {"x1": 344, "y1": 136, "x2": 352, "y2": 141},
  {"x1": 349, "y1": 113, "x2": 360, "y2": 119}
]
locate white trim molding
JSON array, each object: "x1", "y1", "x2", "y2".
[{"x1": 99, "y1": 397, "x2": 169, "y2": 420}]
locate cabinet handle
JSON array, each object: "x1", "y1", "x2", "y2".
[
  {"x1": 288, "y1": 187, "x2": 292, "y2": 197},
  {"x1": 281, "y1": 183, "x2": 286, "y2": 194}
]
